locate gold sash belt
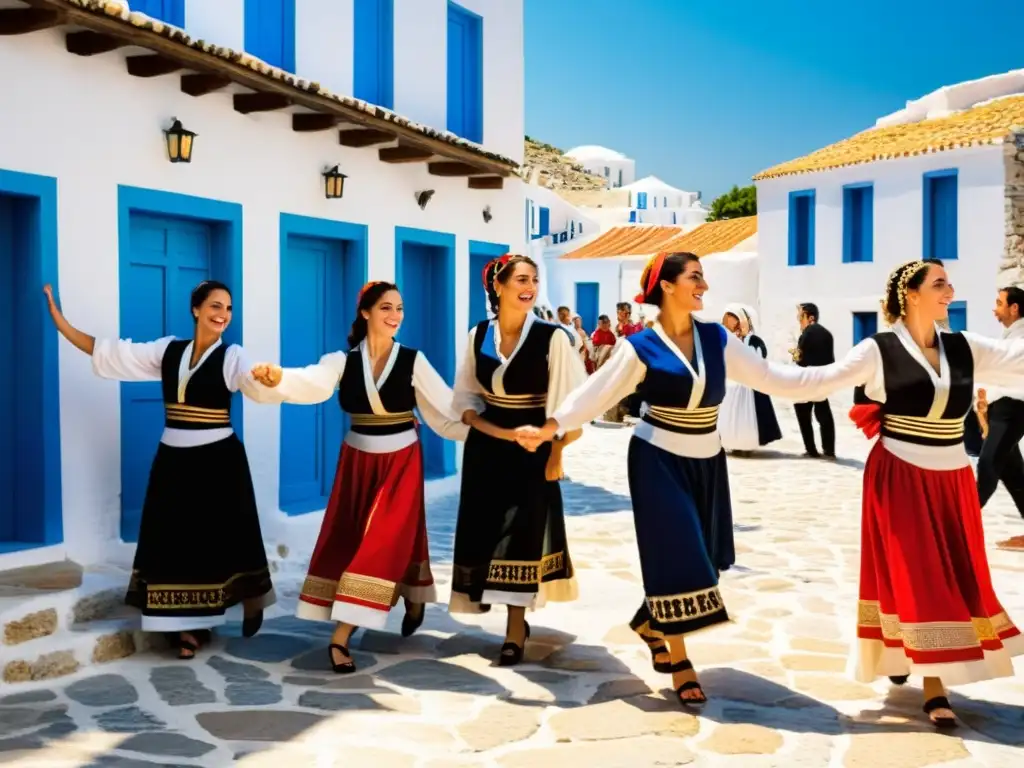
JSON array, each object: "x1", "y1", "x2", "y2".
[
  {"x1": 164, "y1": 403, "x2": 231, "y2": 425},
  {"x1": 349, "y1": 411, "x2": 415, "y2": 426},
  {"x1": 882, "y1": 414, "x2": 964, "y2": 441},
  {"x1": 645, "y1": 404, "x2": 720, "y2": 430},
  {"x1": 483, "y1": 392, "x2": 547, "y2": 409}
]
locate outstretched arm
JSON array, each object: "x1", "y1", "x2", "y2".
[
  {"x1": 43, "y1": 284, "x2": 94, "y2": 355},
  {"x1": 412, "y1": 353, "x2": 470, "y2": 441},
  {"x1": 964, "y1": 332, "x2": 1024, "y2": 388},
  {"x1": 250, "y1": 352, "x2": 346, "y2": 404},
  {"x1": 724, "y1": 332, "x2": 877, "y2": 401}
]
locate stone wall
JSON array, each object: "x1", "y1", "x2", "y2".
[{"x1": 999, "y1": 133, "x2": 1024, "y2": 286}]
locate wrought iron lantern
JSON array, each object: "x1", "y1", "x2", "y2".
[
  {"x1": 323, "y1": 165, "x2": 347, "y2": 199},
  {"x1": 164, "y1": 118, "x2": 196, "y2": 163}
]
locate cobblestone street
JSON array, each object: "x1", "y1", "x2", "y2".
[{"x1": 3, "y1": 411, "x2": 1024, "y2": 767}]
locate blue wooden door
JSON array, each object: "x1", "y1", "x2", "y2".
[
  {"x1": 279, "y1": 236, "x2": 348, "y2": 513},
  {"x1": 244, "y1": 0, "x2": 296, "y2": 71},
  {"x1": 353, "y1": 0, "x2": 394, "y2": 108},
  {"x1": 575, "y1": 282, "x2": 599, "y2": 333},
  {"x1": 947, "y1": 301, "x2": 967, "y2": 332},
  {"x1": 130, "y1": 0, "x2": 184, "y2": 25},
  {"x1": 538, "y1": 207, "x2": 550, "y2": 237},
  {"x1": 468, "y1": 251, "x2": 493, "y2": 328},
  {"x1": 852, "y1": 312, "x2": 878, "y2": 345},
  {"x1": 399, "y1": 243, "x2": 453, "y2": 479},
  {"x1": 0, "y1": 198, "x2": 14, "y2": 545},
  {"x1": 446, "y1": 2, "x2": 483, "y2": 142},
  {"x1": 120, "y1": 214, "x2": 213, "y2": 542}
]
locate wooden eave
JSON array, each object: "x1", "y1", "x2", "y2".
[{"x1": 15, "y1": 0, "x2": 515, "y2": 187}]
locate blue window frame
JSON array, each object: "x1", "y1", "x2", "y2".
[
  {"x1": 446, "y1": 2, "x2": 483, "y2": 143},
  {"x1": 353, "y1": 0, "x2": 394, "y2": 108},
  {"x1": 947, "y1": 300, "x2": 967, "y2": 332},
  {"x1": 923, "y1": 169, "x2": 958, "y2": 260},
  {"x1": 538, "y1": 206, "x2": 550, "y2": 237},
  {"x1": 788, "y1": 189, "x2": 815, "y2": 266},
  {"x1": 244, "y1": 0, "x2": 296, "y2": 72},
  {"x1": 130, "y1": 0, "x2": 184, "y2": 26},
  {"x1": 842, "y1": 183, "x2": 874, "y2": 263},
  {"x1": 852, "y1": 311, "x2": 878, "y2": 345},
  {"x1": 636, "y1": 192, "x2": 648, "y2": 210},
  {"x1": 469, "y1": 240, "x2": 508, "y2": 329},
  {"x1": 629, "y1": 210, "x2": 637, "y2": 223}
]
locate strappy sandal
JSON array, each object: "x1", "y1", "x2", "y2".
[
  {"x1": 629, "y1": 615, "x2": 672, "y2": 673},
  {"x1": 498, "y1": 621, "x2": 531, "y2": 667},
  {"x1": 401, "y1": 602, "x2": 425, "y2": 638},
  {"x1": 889, "y1": 675, "x2": 909, "y2": 685},
  {"x1": 670, "y1": 658, "x2": 707, "y2": 708},
  {"x1": 242, "y1": 608, "x2": 264, "y2": 638},
  {"x1": 328, "y1": 643, "x2": 356, "y2": 675},
  {"x1": 923, "y1": 696, "x2": 957, "y2": 729},
  {"x1": 175, "y1": 629, "x2": 211, "y2": 660}
]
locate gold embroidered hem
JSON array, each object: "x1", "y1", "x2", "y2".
[
  {"x1": 856, "y1": 599, "x2": 1017, "y2": 651},
  {"x1": 127, "y1": 567, "x2": 272, "y2": 611},
  {"x1": 449, "y1": 575, "x2": 579, "y2": 614}
]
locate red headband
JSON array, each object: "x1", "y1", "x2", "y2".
[
  {"x1": 357, "y1": 280, "x2": 386, "y2": 303},
  {"x1": 481, "y1": 254, "x2": 513, "y2": 290},
  {"x1": 635, "y1": 252, "x2": 667, "y2": 304}
]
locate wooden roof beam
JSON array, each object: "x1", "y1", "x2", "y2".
[
  {"x1": 233, "y1": 92, "x2": 291, "y2": 114},
  {"x1": 181, "y1": 73, "x2": 231, "y2": 97},
  {"x1": 126, "y1": 54, "x2": 181, "y2": 78},
  {"x1": 469, "y1": 177, "x2": 504, "y2": 190},
  {"x1": 379, "y1": 144, "x2": 434, "y2": 163},
  {"x1": 428, "y1": 162, "x2": 482, "y2": 177},
  {"x1": 0, "y1": 7, "x2": 63, "y2": 35},
  {"x1": 339, "y1": 128, "x2": 396, "y2": 147},
  {"x1": 292, "y1": 113, "x2": 339, "y2": 132},
  {"x1": 65, "y1": 30, "x2": 123, "y2": 55}
]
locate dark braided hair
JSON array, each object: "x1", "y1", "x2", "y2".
[
  {"x1": 482, "y1": 254, "x2": 538, "y2": 315},
  {"x1": 636, "y1": 252, "x2": 700, "y2": 307},
  {"x1": 881, "y1": 259, "x2": 942, "y2": 324},
  {"x1": 190, "y1": 280, "x2": 231, "y2": 323},
  {"x1": 348, "y1": 281, "x2": 399, "y2": 348}
]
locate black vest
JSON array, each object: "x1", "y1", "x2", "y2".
[
  {"x1": 338, "y1": 345, "x2": 419, "y2": 435},
  {"x1": 473, "y1": 319, "x2": 559, "y2": 429},
  {"x1": 874, "y1": 331, "x2": 973, "y2": 446},
  {"x1": 162, "y1": 339, "x2": 232, "y2": 430}
]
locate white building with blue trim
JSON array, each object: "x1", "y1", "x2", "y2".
[
  {"x1": 0, "y1": 0, "x2": 525, "y2": 575},
  {"x1": 754, "y1": 71, "x2": 1024, "y2": 392}
]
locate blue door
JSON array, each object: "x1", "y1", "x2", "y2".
[
  {"x1": 852, "y1": 312, "x2": 877, "y2": 345},
  {"x1": 279, "y1": 236, "x2": 349, "y2": 513},
  {"x1": 538, "y1": 207, "x2": 550, "y2": 237},
  {"x1": 0, "y1": 197, "x2": 12, "y2": 545},
  {"x1": 575, "y1": 282, "x2": 599, "y2": 333},
  {"x1": 244, "y1": 0, "x2": 296, "y2": 71},
  {"x1": 399, "y1": 243, "x2": 454, "y2": 479},
  {"x1": 120, "y1": 214, "x2": 214, "y2": 542},
  {"x1": 469, "y1": 251, "x2": 493, "y2": 329},
  {"x1": 947, "y1": 300, "x2": 967, "y2": 332},
  {"x1": 446, "y1": 2, "x2": 483, "y2": 143},
  {"x1": 130, "y1": 0, "x2": 184, "y2": 25}
]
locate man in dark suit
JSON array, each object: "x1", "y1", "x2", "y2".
[{"x1": 793, "y1": 303, "x2": 835, "y2": 458}]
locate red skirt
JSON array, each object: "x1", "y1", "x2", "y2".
[
  {"x1": 296, "y1": 439, "x2": 435, "y2": 629},
  {"x1": 855, "y1": 441, "x2": 1023, "y2": 684}
]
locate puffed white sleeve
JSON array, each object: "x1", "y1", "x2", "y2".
[
  {"x1": 453, "y1": 326, "x2": 487, "y2": 415},
  {"x1": 546, "y1": 327, "x2": 589, "y2": 418},
  {"x1": 221, "y1": 345, "x2": 290, "y2": 403},
  {"x1": 273, "y1": 351, "x2": 348, "y2": 404},
  {"x1": 551, "y1": 341, "x2": 647, "y2": 432},
  {"x1": 724, "y1": 331, "x2": 879, "y2": 401},
  {"x1": 413, "y1": 352, "x2": 470, "y2": 441},
  {"x1": 963, "y1": 332, "x2": 1024, "y2": 387},
  {"x1": 91, "y1": 336, "x2": 174, "y2": 381}
]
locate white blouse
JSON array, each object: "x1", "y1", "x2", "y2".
[
  {"x1": 274, "y1": 340, "x2": 469, "y2": 454},
  {"x1": 452, "y1": 313, "x2": 588, "y2": 425},
  {"x1": 92, "y1": 336, "x2": 281, "y2": 448}
]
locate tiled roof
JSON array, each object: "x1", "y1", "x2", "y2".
[
  {"x1": 658, "y1": 216, "x2": 757, "y2": 257},
  {"x1": 35, "y1": 0, "x2": 517, "y2": 173},
  {"x1": 560, "y1": 226, "x2": 683, "y2": 260},
  {"x1": 754, "y1": 95, "x2": 1024, "y2": 181}
]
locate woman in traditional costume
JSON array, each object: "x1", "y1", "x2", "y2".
[
  {"x1": 718, "y1": 304, "x2": 783, "y2": 454},
  {"x1": 450, "y1": 254, "x2": 587, "y2": 666},
  {"x1": 251, "y1": 281, "x2": 468, "y2": 674},
  {"x1": 43, "y1": 281, "x2": 276, "y2": 660}
]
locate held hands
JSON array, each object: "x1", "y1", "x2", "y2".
[
  {"x1": 251, "y1": 363, "x2": 283, "y2": 388},
  {"x1": 515, "y1": 422, "x2": 557, "y2": 452}
]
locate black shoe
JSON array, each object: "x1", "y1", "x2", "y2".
[
  {"x1": 173, "y1": 629, "x2": 211, "y2": 660},
  {"x1": 889, "y1": 675, "x2": 909, "y2": 685},
  {"x1": 670, "y1": 658, "x2": 707, "y2": 709},
  {"x1": 498, "y1": 621, "x2": 530, "y2": 667},
  {"x1": 629, "y1": 613, "x2": 672, "y2": 673},
  {"x1": 923, "y1": 696, "x2": 957, "y2": 729},
  {"x1": 401, "y1": 603, "x2": 425, "y2": 638},
  {"x1": 328, "y1": 643, "x2": 356, "y2": 674},
  {"x1": 242, "y1": 609, "x2": 264, "y2": 638},
  {"x1": 802, "y1": 451, "x2": 820, "y2": 458}
]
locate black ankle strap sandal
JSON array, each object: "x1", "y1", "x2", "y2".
[
  {"x1": 669, "y1": 658, "x2": 707, "y2": 707},
  {"x1": 923, "y1": 696, "x2": 957, "y2": 729},
  {"x1": 328, "y1": 643, "x2": 356, "y2": 675}
]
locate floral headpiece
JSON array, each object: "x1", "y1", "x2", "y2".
[
  {"x1": 881, "y1": 260, "x2": 929, "y2": 322},
  {"x1": 635, "y1": 252, "x2": 667, "y2": 304},
  {"x1": 357, "y1": 280, "x2": 387, "y2": 304},
  {"x1": 481, "y1": 254, "x2": 513, "y2": 290}
]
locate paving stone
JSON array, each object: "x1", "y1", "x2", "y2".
[
  {"x1": 517, "y1": 669, "x2": 573, "y2": 685},
  {"x1": 547, "y1": 696, "x2": 699, "y2": 741},
  {"x1": 93, "y1": 631, "x2": 137, "y2": 663},
  {"x1": 150, "y1": 666, "x2": 218, "y2": 706},
  {"x1": 601, "y1": 624, "x2": 644, "y2": 645},
  {"x1": 697, "y1": 669, "x2": 821, "y2": 709},
  {"x1": 700, "y1": 723, "x2": 784, "y2": 754},
  {"x1": 3, "y1": 650, "x2": 79, "y2": 682},
  {"x1": 224, "y1": 633, "x2": 315, "y2": 663},
  {"x1": 66, "y1": 673, "x2": 138, "y2": 707},
  {"x1": 0, "y1": 704, "x2": 70, "y2": 737},
  {"x1": 498, "y1": 735, "x2": 695, "y2": 767},
  {"x1": 0, "y1": 690, "x2": 56, "y2": 705},
  {"x1": 779, "y1": 653, "x2": 847, "y2": 672},
  {"x1": 457, "y1": 700, "x2": 541, "y2": 751},
  {"x1": 297, "y1": 690, "x2": 420, "y2": 714},
  {"x1": 542, "y1": 644, "x2": 629, "y2": 673},
  {"x1": 688, "y1": 642, "x2": 768, "y2": 664},
  {"x1": 95, "y1": 706, "x2": 167, "y2": 733},
  {"x1": 375, "y1": 659, "x2": 504, "y2": 695},
  {"x1": 3, "y1": 609, "x2": 58, "y2": 645},
  {"x1": 359, "y1": 628, "x2": 441, "y2": 655},
  {"x1": 195, "y1": 710, "x2": 327, "y2": 742},
  {"x1": 790, "y1": 637, "x2": 849, "y2": 655},
  {"x1": 587, "y1": 678, "x2": 654, "y2": 704},
  {"x1": 843, "y1": 732, "x2": 971, "y2": 767},
  {"x1": 207, "y1": 654, "x2": 270, "y2": 682},
  {"x1": 225, "y1": 681, "x2": 283, "y2": 706},
  {"x1": 290, "y1": 646, "x2": 377, "y2": 673},
  {"x1": 260, "y1": 615, "x2": 335, "y2": 638},
  {"x1": 791, "y1": 674, "x2": 876, "y2": 702},
  {"x1": 118, "y1": 732, "x2": 217, "y2": 759}
]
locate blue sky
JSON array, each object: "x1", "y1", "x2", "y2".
[{"x1": 524, "y1": 0, "x2": 1024, "y2": 201}]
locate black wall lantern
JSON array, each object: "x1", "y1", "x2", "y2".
[
  {"x1": 164, "y1": 118, "x2": 196, "y2": 163},
  {"x1": 323, "y1": 165, "x2": 347, "y2": 199}
]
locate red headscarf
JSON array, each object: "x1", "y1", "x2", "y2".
[{"x1": 635, "y1": 252, "x2": 667, "y2": 304}]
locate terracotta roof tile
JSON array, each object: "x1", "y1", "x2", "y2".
[
  {"x1": 560, "y1": 226, "x2": 683, "y2": 260},
  {"x1": 754, "y1": 95, "x2": 1024, "y2": 181},
  {"x1": 658, "y1": 216, "x2": 757, "y2": 257}
]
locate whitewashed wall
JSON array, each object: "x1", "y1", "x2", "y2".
[
  {"x1": 583, "y1": 206, "x2": 707, "y2": 230},
  {"x1": 526, "y1": 184, "x2": 599, "y2": 241},
  {"x1": 693, "y1": 251, "x2": 760, "y2": 327},
  {"x1": 565, "y1": 152, "x2": 636, "y2": 189},
  {"x1": 182, "y1": 0, "x2": 525, "y2": 164},
  {"x1": 0, "y1": 30, "x2": 524, "y2": 569},
  {"x1": 545, "y1": 256, "x2": 651, "y2": 324},
  {"x1": 756, "y1": 146, "x2": 1006, "y2": 383}
]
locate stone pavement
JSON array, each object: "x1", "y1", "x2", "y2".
[{"x1": 3, "y1": 411, "x2": 1024, "y2": 767}]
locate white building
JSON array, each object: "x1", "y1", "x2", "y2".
[
  {"x1": 564, "y1": 144, "x2": 635, "y2": 189},
  {"x1": 545, "y1": 217, "x2": 757, "y2": 331},
  {"x1": 754, "y1": 70, "x2": 1024, "y2": 380},
  {"x1": 0, "y1": 0, "x2": 524, "y2": 576}
]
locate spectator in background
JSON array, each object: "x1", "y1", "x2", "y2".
[
  {"x1": 793, "y1": 302, "x2": 836, "y2": 459},
  {"x1": 571, "y1": 315, "x2": 594, "y2": 372},
  {"x1": 590, "y1": 314, "x2": 616, "y2": 371},
  {"x1": 616, "y1": 302, "x2": 643, "y2": 338}
]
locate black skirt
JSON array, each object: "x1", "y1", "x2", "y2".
[
  {"x1": 125, "y1": 434, "x2": 273, "y2": 631},
  {"x1": 449, "y1": 429, "x2": 577, "y2": 612},
  {"x1": 753, "y1": 391, "x2": 783, "y2": 445}
]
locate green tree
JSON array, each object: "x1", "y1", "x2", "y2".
[{"x1": 706, "y1": 184, "x2": 757, "y2": 221}]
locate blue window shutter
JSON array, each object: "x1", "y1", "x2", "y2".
[
  {"x1": 132, "y1": 0, "x2": 185, "y2": 26},
  {"x1": 852, "y1": 312, "x2": 878, "y2": 344},
  {"x1": 923, "y1": 170, "x2": 958, "y2": 261},
  {"x1": 637, "y1": 192, "x2": 647, "y2": 209},
  {"x1": 842, "y1": 189, "x2": 854, "y2": 263},
  {"x1": 947, "y1": 300, "x2": 967, "y2": 331},
  {"x1": 672, "y1": 211, "x2": 676, "y2": 225},
  {"x1": 244, "y1": 0, "x2": 296, "y2": 72},
  {"x1": 788, "y1": 190, "x2": 815, "y2": 266},
  {"x1": 446, "y1": 3, "x2": 483, "y2": 143},
  {"x1": 354, "y1": 0, "x2": 394, "y2": 108},
  {"x1": 843, "y1": 185, "x2": 874, "y2": 263},
  {"x1": 629, "y1": 210, "x2": 637, "y2": 223},
  {"x1": 538, "y1": 207, "x2": 550, "y2": 237},
  {"x1": 861, "y1": 186, "x2": 874, "y2": 262}
]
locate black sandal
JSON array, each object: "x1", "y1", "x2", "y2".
[
  {"x1": 498, "y1": 621, "x2": 531, "y2": 667},
  {"x1": 670, "y1": 658, "x2": 707, "y2": 708},
  {"x1": 175, "y1": 629, "x2": 211, "y2": 660},
  {"x1": 629, "y1": 614, "x2": 672, "y2": 673},
  {"x1": 923, "y1": 696, "x2": 957, "y2": 729},
  {"x1": 401, "y1": 602, "x2": 425, "y2": 638},
  {"x1": 889, "y1": 675, "x2": 909, "y2": 685},
  {"x1": 242, "y1": 608, "x2": 264, "y2": 639},
  {"x1": 328, "y1": 643, "x2": 356, "y2": 675}
]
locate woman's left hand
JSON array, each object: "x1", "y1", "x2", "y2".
[{"x1": 545, "y1": 444, "x2": 565, "y2": 481}]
